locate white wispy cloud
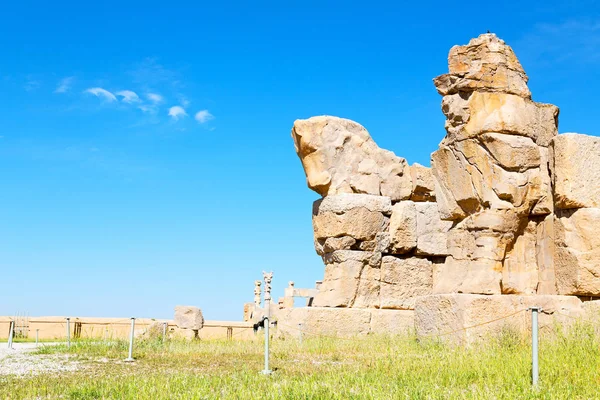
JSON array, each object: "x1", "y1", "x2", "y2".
[
  {"x1": 138, "y1": 105, "x2": 158, "y2": 114},
  {"x1": 116, "y1": 90, "x2": 140, "y2": 103},
  {"x1": 147, "y1": 93, "x2": 163, "y2": 104},
  {"x1": 85, "y1": 87, "x2": 117, "y2": 102},
  {"x1": 195, "y1": 110, "x2": 214, "y2": 124},
  {"x1": 168, "y1": 106, "x2": 188, "y2": 121},
  {"x1": 55, "y1": 77, "x2": 74, "y2": 93}
]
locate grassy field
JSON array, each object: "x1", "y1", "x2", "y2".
[{"x1": 1, "y1": 324, "x2": 599, "y2": 400}]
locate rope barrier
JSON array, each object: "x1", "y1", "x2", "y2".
[
  {"x1": 275, "y1": 308, "x2": 528, "y2": 342},
  {"x1": 422, "y1": 309, "x2": 527, "y2": 339}
]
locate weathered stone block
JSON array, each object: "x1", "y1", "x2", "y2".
[
  {"x1": 380, "y1": 256, "x2": 432, "y2": 310},
  {"x1": 276, "y1": 307, "x2": 372, "y2": 337},
  {"x1": 415, "y1": 202, "x2": 452, "y2": 256},
  {"x1": 174, "y1": 306, "x2": 204, "y2": 330},
  {"x1": 389, "y1": 201, "x2": 417, "y2": 253},
  {"x1": 276, "y1": 307, "x2": 414, "y2": 337},
  {"x1": 322, "y1": 236, "x2": 356, "y2": 253},
  {"x1": 313, "y1": 251, "x2": 381, "y2": 308},
  {"x1": 536, "y1": 214, "x2": 557, "y2": 294},
  {"x1": 315, "y1": 193, "x2": 392, "y2": 214},
  {"x1": 554, "y1": 208, "x2": 600, "y2": 296},
  {"x1": 369, "y1": 309, "x2": 414, "y2": 334},
  {"x1": 313, "y1": 208, "x2": 385, "y2": 241},
  {"x1": 410, "y1": 163, "x2": 436, "y2": 202},
  {"x1": 292, "y1": 116, "x2": 412, "y2": 200},
  {"x1": 415, "y1": 294, "x2": 583, "y2": 343},
  {"x1": 434, "y1": 34, "x2": 531, "y2": 98},
  {"x1": 312, "y1": 194, "x2": 390, "y2": 242},
  {"x1": 480, "y1": 132, "x2": 540, "y2": 171},
  {"x1": 552, "y1": 133, "x2": 600, "y2": 209},
  {"x1": 502, "y1": 220, "x2": 538, "y2": 295},
  {"x1": 433, "y1": 256, "x2": 502, "y2": 295}
]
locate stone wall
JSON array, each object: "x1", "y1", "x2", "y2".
[{"x1": 287, "y1": 33, "x2": 600, "y2": 339}]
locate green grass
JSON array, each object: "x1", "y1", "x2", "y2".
[{"x1": 1, "y1": 324, "x2": 599, "y2": 399}]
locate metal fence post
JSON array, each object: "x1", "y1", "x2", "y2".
[
  {"x1": 298, "y1": 323, "x2": 303, "y2": 346},
  {"x1": 7, "y1": 321, "x2": 14, "y2": 349},
  {"x1": 125, "y1": 317, "x2": 135, "y2": 362},
  {"x1": 162, "y1": 322, "x2": 168, "y2": 343},
  {"x1": 261, "y1": 271, "x2": 273, "y2": 375},
  {"x1": 66, "y1": 317, "x2": 71, "y2": 349},
  {"x1": 36, "y1": 329, "x2": 39, "y2": 347},
  {"x1": 262, "y1": 314, "x2": 272, "y2": 375},
  {"x1": 529, "y1": 307, "x2": 541, "y2": 387}
]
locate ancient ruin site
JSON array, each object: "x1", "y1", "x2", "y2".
[
  {"x1": 3, "y1": 10, "x2": 600, "y2": 397},
  {"x1": 268, "y1": 33, "x2": 600, "y2": 343}
]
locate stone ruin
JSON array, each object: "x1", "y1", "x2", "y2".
[{"x1": 276, "y1": 33, "x2": 600, "y2": 342}]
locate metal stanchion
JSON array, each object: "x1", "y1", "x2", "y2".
[
  {"x1": 298, "y1": 323, "x2": 303, "y2": 345},
  {"x1": 261, "y1": 271, "x2": 273, "y2": 375},
  {"x1": 7, "y1": 321, "x2": 14, "y2": 349},
  {"x1": 124, "y1": 317, "x2": 135, "y2": 362},
  {"x1": 162, "y1": 322, "x2": 168, "y2": 343},
  {"x1": 529, "y1": 307, "x2": 541, "y2": 387},
  {"x1": 66, "y1": 317, "x2": 71, "y2": 349},
  {"x1": 35, "y1": 329, "x2": 39, "y2": 347}
]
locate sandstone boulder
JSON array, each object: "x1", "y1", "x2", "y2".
[
  {"x1": 536, "y1": 214, "x2": 557, "y2": 294},
  {"x1": 433, "y1": 34, "x2": 531, "y2": 98},
  {"x1": 433, "y1": 256, "x2": 502, "y2": 295},
  {"x1": 276, "y1": 307, "x2": 372, "y2": 337},
  {"x1": 389, "y1": 201, "x2": 417, "y2": 254},
  {"x1": 552, "y1": 133, "x2": 600, "y2": 209},
  {"x1": 502, "y1": 220, "x2": 538, "y2": 295},
  {"x1": 415, "y1": 294, "x2": 584, "y2": 343},
  {"x1": 444, "y1": 92, "x2": 558, "y2": 146},
  {"x1": 276, "y1": 307, "x2": 414, "y2": 337},
  {"x1": 174, "y1": 306, "x2": 204, "y2": 330},
  {"x1": 531, "y1": 147, "x2": 553, "y2": 215},
  {"x1": 410, "y1": 163, "x2": 436, "y2": 202},
  {"x1": 312, "y1": 194, "x2": 391, "y2": 245},
  {"x1": 322, "y1": 236, "x2": 356, "y2": 253},
  {"x1": 415, "y1": 202, "x2": 452, "y2": 256},
  {"x1": 380, "y1": 256, "x2": 433, "y2": 309},
  {"x1": 369, "y1": 309, "x2": 414, "y2": 334},
  {"x1": 292, "y1": 116, "x2": 412, "y2": 200},
  {"x1": 313, "y1": 250, "x2": 381, "y2": 308},
  {"x1": 554, "y1": 208, "x2": 600, "y2": 296}
]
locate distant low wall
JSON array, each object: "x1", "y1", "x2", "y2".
[{"x1": 0, "y1": 316, "x2": 255, "y2": 341}]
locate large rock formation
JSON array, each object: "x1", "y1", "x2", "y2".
[
  {"x1": 285, "y1": 33, "x2": 600, "y2": 340},
  {"x1": 431, "y1": 34, "x2": 559, "y2": 296}
]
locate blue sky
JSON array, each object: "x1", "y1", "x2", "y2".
[{"x1": 2, "y1": 1, "x2": 600, "y2": 320}]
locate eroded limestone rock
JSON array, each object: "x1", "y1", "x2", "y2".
[
  {"x1": 410, "y1": 163, "x2": 436, "y2": 202},
  {"x1": 433, "y1": 34, "x2": 531, "y2": 98},
  {"x1": 502, "y1": 220, "x2": 538, "y2": 295},
  {"x1": 380, "y1": 256, "x2": 433, "y2": 309},
  {"x1": 312, "y1": 195, "x2": 389, "y2": 242},
  {"x1": 292, "y1": 116, "x2": 412, "y2": 201},
  {"x1": 554, "y1": 208, "x2": 600, "y2": 296},
  {"x1": 389, "y1": 201, "x2": 417, "y2": 254},
  {"x1": 415, "y1": 294, "x2": 584, "y2": 343},
  {"x1": 415, "y1": 202, "x2": 452, "y2": 256},
  {"x1": 552, "y1": 133, "x2": 600, "y2": 209},
  {"x1": 313, "y1": 250, "x2": 381, "y2": 308},
  {"x1": 276, "y1": 307, "x2": 414, "y2": 337},
  {"x1": 289, "y1": 33, "x2": 600, "y2": 342},
  {"x1": 174, "y1": 306, "x2": 204, "y2": 330},
  {"x1": 431, "y1": 33, "x2": 558, "y2": 297}
]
